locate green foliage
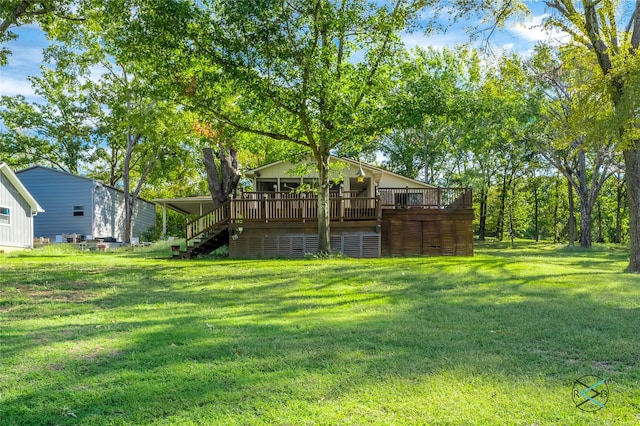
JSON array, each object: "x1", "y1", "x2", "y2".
[
  {"x1": 0, "y1": 0, "x2": 77, "y2": 65},
  {"x1": 0, "y1": 65, "x2": 99, "y2": 174},
  {"x1": 380, "y1": 47, "x2": 479, "y2": 182}
]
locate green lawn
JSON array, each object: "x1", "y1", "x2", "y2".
[{"x1": 1, "y1": 242, "x2": 639, "y2": 425}]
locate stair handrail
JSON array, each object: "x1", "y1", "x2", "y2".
[{"x1": 185, "y1": 201, "x2": 230, "y2": 246}]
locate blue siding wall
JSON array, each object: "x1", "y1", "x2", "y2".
[
  {"x1": 17, "y1": 166, "x2": 156, "y2": 242},
  {"x1": 16, "y1": 167, "x2": 93, "y2": 240}
]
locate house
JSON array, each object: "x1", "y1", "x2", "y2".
[
  {"x1": 0, "y1": 162, "x2": 44, "y2": 252},
  {"x1": 161, "y1": 157, "x2": 473, "y2": 259},
  {"x1": 16, "y1": 166, "x2": 156, "y2": 242}
]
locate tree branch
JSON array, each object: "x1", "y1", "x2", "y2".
[
  {"x1": 207, "y1": 108, "x2": 310, "y2": 148},
  {"x1": 630, "y1": 0, "x2": 640, "y2": 49},
  {"x1": 0, "y1": 0, "x2": 34, "y2": 36}
]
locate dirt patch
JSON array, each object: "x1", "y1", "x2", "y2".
[{"x1": 15, "y1": 285, "x2": 96, "y2": 303}]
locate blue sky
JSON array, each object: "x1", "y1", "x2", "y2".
[{"x1": 0, "y1": 1, "x2": 556, "y2": 104}]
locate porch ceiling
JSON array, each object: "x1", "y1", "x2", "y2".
[{"x1": 152, "y1": 197, "x2": 216, "y2": 216}]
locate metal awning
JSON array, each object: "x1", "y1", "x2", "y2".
[
  {"x1": 152, "y1": 197, "x2": 216, "y2": 216},
  {"x1": 153, "y1": 197, "x2": 217, "y2": 236}
]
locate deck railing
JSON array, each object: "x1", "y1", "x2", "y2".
[
  {"x1": 231, "y1": 192, "x2": 380, "y2": 222},
  {"x1": 378, "y1": 187, "x2": 472, "y2": 209},
  {"x1": 184, "y1": 189, "x2": 470, "y2": 232},
  {"x1": 185, "y1": 201, "x2": 230, "y2": 245}
]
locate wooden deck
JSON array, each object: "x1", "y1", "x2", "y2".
[{"x1": 183, "y1": 188, "x2": 473, "y2": 258}]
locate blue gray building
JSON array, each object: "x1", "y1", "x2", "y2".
[{"x1": 16, "y1": 166, "x2": 155, "y2": 242}]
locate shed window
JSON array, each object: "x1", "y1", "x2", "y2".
[
  {"x1": 0, "y1": 206, "x2": 10, "y2": 225},
  {"x1": 73, "y1": 206, "x2": 85, "y2": 217}
]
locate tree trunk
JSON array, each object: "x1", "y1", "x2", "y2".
[
  {"x1": 123, "y1": 134, "x2": 135, "y2": 244},
  {"x1": 509, "y1": 179, "x2": 516, "y2": 248},
  {"x1": 553, "y1": 176, "x2": 559, "y2": 243},
  {"x1": 533, "y1": 181, "x2": 539, "y2": 242},
  {"x1": 203, "y1": 148, "x2": 225, "y2": 207},
  {"x1": 615, "y1": 177, "x2": 624, "y2": 244},
  {"x1": 624, "y1": 148, "x2": 640, "y2": 272},
  {"x1": 496, "y1": 170, "x2": 508, "y2": 241},
  {"x1": 220, "y1": 147, "x2": 241, "y2": 197},
  {"x1": 576, "y1": 150, "x2": 592, "y2": 248},
  {"x1": 596, "y1": 201, "x2": 605, "y2": 243},
  {"x1": 122, "y1": 133, "x2": 155, "y2": 245},
  {"x1": 478, "y1": 185, "x2": 488, "y2": 241},
  {"x1": 579, "y1": 200, "x2": 593, "y2": 248},
  {"x1": 203, "y1": 146, "x2": 241, "y2": 208},
  {"x1": 124, "y1": 171, "x2": 133, "y2": 244},
  {"x1": 316, "y1": 155, "x2": 331, "y2": 254},
  {"x1": 568, "y1": 182, "x2": 576, "y2": 246}
]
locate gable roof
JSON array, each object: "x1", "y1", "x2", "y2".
[
  {"x1": 17, "y1": 165, "x2": 99, "y2": 184},
  {"x1": 246, "y1": 156, "x2": 436, "y2": 188},
  {"x1": 0, "y1": 163, "x2": 44, "y2": 214},
  {"x1": 17, "y1": 165, "x2": 155, "y2": 206}
]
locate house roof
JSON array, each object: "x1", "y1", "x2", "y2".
[
  {"x1": 152, "y1": 196, "x2": 216, "y2": 216},
  {"x1": 0, "y1": 162, "x2": 45, "y2": 214},
  {"x1": 245, "y1": 156, "x2": 436, "y2": 188},
  {"x1": 16, "y1": 165, "x2": 155, "y2": 206}
]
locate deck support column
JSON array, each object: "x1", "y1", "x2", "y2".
[{"x1": 162, "y1": 204, "x2": 167, "y2": 236}]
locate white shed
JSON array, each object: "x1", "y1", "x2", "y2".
[{"x1": 0, "y1": 163, "x2": 44, "y2": 252}]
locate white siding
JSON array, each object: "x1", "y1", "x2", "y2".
[
  {"x1": 0, "y1": 173, "x2": 33, "y2": 249},
  {"x1": 93, "y1": 185, "x2": 156, "y2": 241},
  {"x1": 377, "y1": 172, "x2": 431, "y2": 188},
  {"x1": 252, "y1": 158, "x2": 434, "y2": 192},
  {"x1": 93, "y1": 184, "x2": 124, "y2": 240},
  {"x1": 133, "y1": 197, "x2": 156, "y2": 238}
]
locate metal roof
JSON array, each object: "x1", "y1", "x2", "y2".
[{"x1": 152, "y1": 196, "x2": 216, "y2": 216}]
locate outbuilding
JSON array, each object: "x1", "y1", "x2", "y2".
[
  {"x1": 16, "y1": 166, "x2": 155, "y2": 242},
  {"x1": 0, "y1": 162, "x2": 44, "y2": 252}
]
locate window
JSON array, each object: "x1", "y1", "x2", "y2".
[
  {"x1": 73, "y1": 205, "x2": 85, "y2": 217},
  {"x1": 394, "y1": 193, "x2": 423, "y2": 206},
  {"x1": 0, "y1": 206, "x2": 10, "y2": 225},
  {"x1": 408, "y1": 193, "x2": 423, "y2": 206}
]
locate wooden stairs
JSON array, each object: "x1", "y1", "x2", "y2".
[{"x1": 174, "y1": 201, "x2": 230, "y2": 259}]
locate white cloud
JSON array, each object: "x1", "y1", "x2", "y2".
[
  {"x1": 5, "y1": 45, "x2": 44, "y2": 69},
  {"x1": 401, "y1": 30, "x2": 470, "y2": 51},
  {"x1": 508, "y1": 14, "x2": 571, "y2": 45},
  {"x1": 0, "y1": 76, "x2": 37, "y2": 99},
  {"x1": 0, "y1": 25, "x2": 48, "y2": 103}
]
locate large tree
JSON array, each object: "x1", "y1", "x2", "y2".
[
  {"x1": 36, "y1": 3, "x2": 194, "y2": 243},
  {"x1": 380, "y1": 47, "x2": 478, "y2": 183},
  {"x1": 120, "y1": 0, "x2": 428, "y2": 254},
  {"x1": 531, "y1": 45, "x2": 616, "y2": 247},
  {"x1": 0, "y1": 67, "x2": 97, "y2": 173},
  {"x1": 539, "y1": 0, "x2": 640, "y2": 271}
]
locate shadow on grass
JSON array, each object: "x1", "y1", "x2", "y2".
[{"x1": 1, "y1": 246, "x2": 640, "y2": 424}]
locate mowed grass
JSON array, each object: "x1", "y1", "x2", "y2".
[{"x1": 1, "y1": 242, "x2": 639, "y2": 425}]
